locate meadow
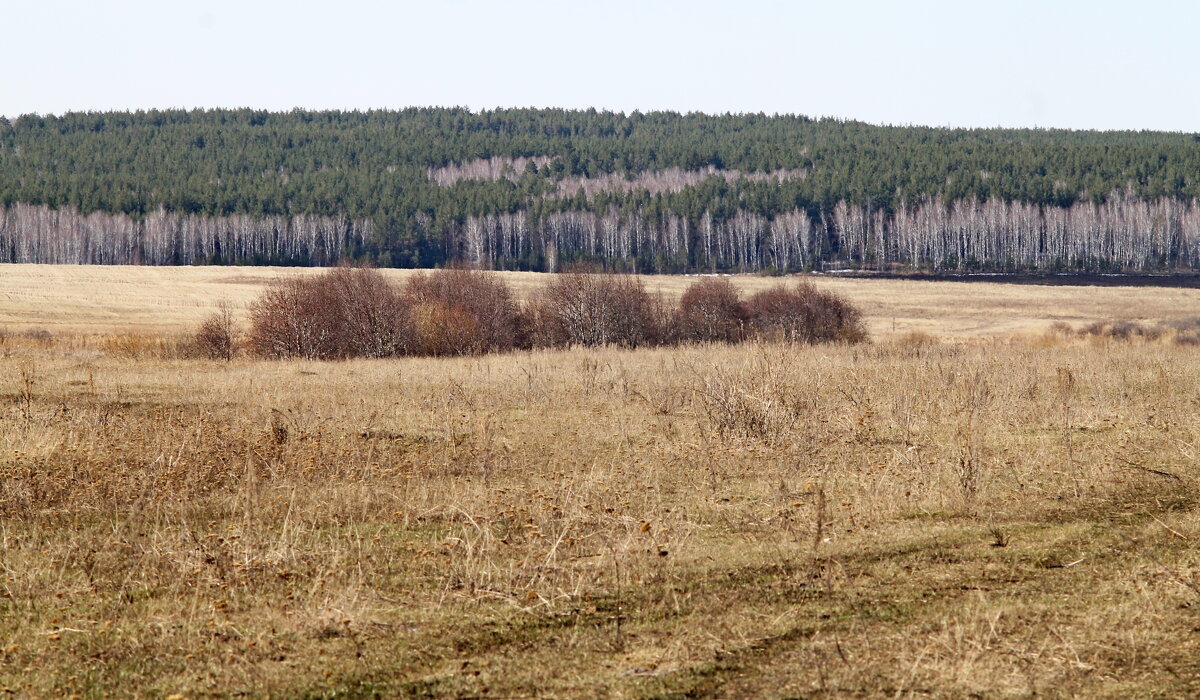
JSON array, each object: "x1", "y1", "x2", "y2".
[
  {"x1": 2, "y1": 266, "x2": 1200, "y2": 697},
  {"x1": 4, "y1": 263, "x2": 1200, "y2": 338}
]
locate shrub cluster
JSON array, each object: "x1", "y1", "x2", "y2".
[
  {"x1": 744, "y1": 281, "x2": 868, "y2": 344},
  {"x1": 1075, "y1": 317, "x2": 1200, "y2": 346},
  {"x1": 248, "y1": 267, "x2": 411, "y2": 359},
  {"x1": 531, "y1": 272, "x2": 666, "y2": 348},
  {"x1": 674, "y1": 277, "x2": 749, "y2": 344},
  {"x1": 234, "y1": 267, "x2": 868, "y2": 360},
  {"x1": 405, "y1": 268, "x2": 522, "y2": 355},
  {"x1": 193, "y1": 301, "x2": 236, "y2": 360}
]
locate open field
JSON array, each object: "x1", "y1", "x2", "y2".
[
  {"x1": 2, "y1": 267, "x2": 1200, "y2": 697},
  {"x1": 4, "y1": 263, "x2": 1200, "y2": 338}
]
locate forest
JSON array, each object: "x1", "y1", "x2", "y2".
[{"x1": 2, "y1": 107, "x2": 1200, "y2": 272}]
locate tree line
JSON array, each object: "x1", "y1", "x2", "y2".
[
  {"x1": 447, "y1": 192, "x2": 1200, "y2": 272},
  {"x1": 10, "y1": 191, "x2": 1194, "y2": 272},
  {"x1": 0, "y1": 204, "x2": 370, "y2": 265},
  {"x1": 3, "y1": 108, "x2": 1200, "y2": 271}
]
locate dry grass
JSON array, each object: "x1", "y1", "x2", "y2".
[
  {"x1": 2, "y1": 268, "x2": 1200, "y2": 697},
  {"x1": 5, "y1": 264, "x2": 1200, "y2": 338}
]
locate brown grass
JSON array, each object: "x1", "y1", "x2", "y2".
[
  {"x1": 2, "y1": 268, "x2": 1200, "y2": 697},
  {"x1": 6, "y1": 264, "x2": 1200, "y2": 339}
]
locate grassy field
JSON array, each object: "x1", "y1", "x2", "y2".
[
  {"x1": 2, "y1": 266, "x2": 1200, "y2": 697},
  {"x1": 4, "y1": 263, "x2": 1200, "y2": 337}
]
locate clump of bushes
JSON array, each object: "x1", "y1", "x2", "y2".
[
  {"x1": 673, "y1": 277, "x2": 749, "y2": 344},
  {"x1": 532, "y1": 272, "x2": 665, "y2": 349},
  {"x1": 746, "y1": 281, "x2": 868, "y2": 344},
  {"x1": 1081, "y1": 319, "x2": 1164, "y2": 341},
  {"x1": 230, "y1": 267, "x2": 869, "y2": 361},
  {"x1": 248, "y1": 267, "x2": 410, "y2": 359},
  {"x1": 1076, "y1": 316, "x2": 1200, "y2": 346},
  {"x1": 405, "y1": 268, "x2": 523, "y2": 354},
  {"x1": 193, "y1": 301, "x2": 237, "y2": 360},
  {"x1": 1167, "y1": 317, "x2": 1200, "y2": 346},
  {"x1": 21, "y1": 328, "x2": 53, "y2": 342}
]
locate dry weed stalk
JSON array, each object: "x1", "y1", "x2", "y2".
[
  {"x1": 956, "y1": 370, "x2": 991, "y2": 500},
  {"x1": 691, "y1": 347, "x2": 805, "y2": 443},
  {"x1": 16, "y1": 362, "x2": 36, "y2": 421},
  {"x1": 1057, "y1": 366, "x2": 1078, "y2": 496}
]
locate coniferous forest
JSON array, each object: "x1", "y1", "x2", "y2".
[{"x1": 2, "y1": 107, "x2": 1200, "y2": 272}]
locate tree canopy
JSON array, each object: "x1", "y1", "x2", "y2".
[{"x1": 2, "y1": 107, "x2": 1199, "y2": 271}]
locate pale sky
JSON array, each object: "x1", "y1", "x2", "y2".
[{"x1": 4, "y1": 0, "x2": 1197, "y2": 132}]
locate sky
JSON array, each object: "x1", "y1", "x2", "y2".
[{"x1": 4, "y1": 0, "x2": 1197, "y2": 132}]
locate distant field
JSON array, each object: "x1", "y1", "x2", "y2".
[{"x1": 3, "y1": 263, "x2": 1198, "y2": 337}]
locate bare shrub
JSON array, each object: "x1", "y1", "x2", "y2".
[
  {"x1": 242, "y1": 269, "x2": 869, "y2": 360},
  {"x1": 1166, "y1": 317, "x2": 1200, "y2": 346},
  {"x1": 746, "y1": 282, "x2": 867, "y2": 344},
  {"x1": 410, "y1": 302, "x2": 483, "y2": 356},
  {"x1": 248, "y1": 277, "x2": 336, "y2": 359},
  {"x1": 533, "y1": 273, "x2": 664, "y2": 348},
  {"x1": 21, "y1": 328, "x2": 53, "y2": 342},
  {"x1": 405, "y1": 268, "x2": 521, "y2": 354},
  {"x1": 1080, "y1": 319, "x2": 1169, "y2": 343},
  {"x1": 1175, "y1": 331, "x2": 1200, "y2": 346},
  {"x1": 248, "y1": 267, "x2": 409, "y2": 359},
  {"x1": 1166, "y1": 316, "x2": 1200, "y2": 333},
  {"x1": 325, "y1": 267, "x2": 412, "y2": 358},
  {"x1": 674, "y1": 277, "x2": 749, "y2": 344},
  {"x1": 693, "y1": 350, "x2": 806, "y2": 443},
  {"x1": 193, "y1": 301, "x2": 237, "y2": 361},
  {"x1": 1049, "y1": 321, "x2": 1074, "y2": 336}
]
